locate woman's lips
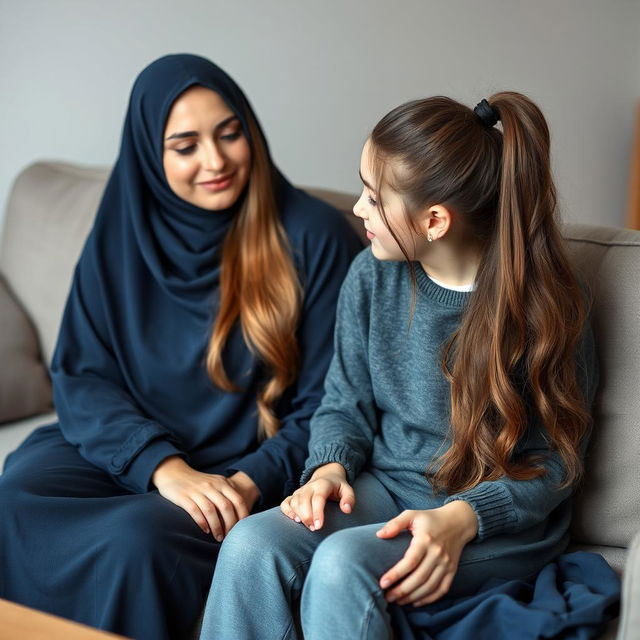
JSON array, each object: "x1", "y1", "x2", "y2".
[{"x1": 198, "y1": 173, "x2": 235, "y2": 192}]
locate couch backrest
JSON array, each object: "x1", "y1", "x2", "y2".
[
  {"x1": 0, "y1": 162, "x2": 109, "y2": 365},
  {"x1": 563, "y1": 224, "x2": 640, "y2": 550},
  {"x1": 2, "y1": 161, "x2": 639, "y2": 552}
]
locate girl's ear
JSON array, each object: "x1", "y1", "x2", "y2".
[{"x1": 417, "y1": 204, "x2": 453, "y2": 241}]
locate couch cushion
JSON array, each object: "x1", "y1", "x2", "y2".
[
  {"x1": 564, "y1": 224, "x2": 640, "y2": 550},
  {"x1": 0, "y1": 274, "x2": 52, "y2": 423},
  {"x1": 0, "y1": 161, "x2": 109, "y2": 366}
]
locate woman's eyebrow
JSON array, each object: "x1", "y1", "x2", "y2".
[
  {"x1": 214, "y1": 115, "x2": 239, "y2": 132},
  {"x1": 165, "y1": 115, "x2": 240, "y2": 141},
  {"x1": 165, "y1": 131, "x2": 197, "y2": 141}
]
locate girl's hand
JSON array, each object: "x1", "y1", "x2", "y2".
[
  {"x1": 152, "y1": 456, "x2": 257, "y2": 541},
  {"x1": 280, "y1": 462, "x2": 355, "y2": 531},
  {"x1": 376, "y1": 501, "x2": 478, "y2": 606}
]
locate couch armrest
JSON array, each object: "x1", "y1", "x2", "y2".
[
  {"x1": 617, "y1": 529, "x2": 640, "y2": 640},
  {"x1": 0, "y1": 273, "x2": 52, "y2": 424}
]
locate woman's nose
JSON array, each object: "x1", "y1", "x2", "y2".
[{"x1": 202, "y1": 143, "x2": 226, "y2": 172}]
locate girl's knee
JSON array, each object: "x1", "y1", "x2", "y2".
[
  {"x1": 219, "y1": 509, "x2": 300, "y2": 566},
  {"x1": 308, "y1": 528, "x2": 378, "y2": 590}
]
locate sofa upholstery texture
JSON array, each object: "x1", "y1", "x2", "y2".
[{"x1": 1, "y1": 161, "x2": 638, "y2": 639}]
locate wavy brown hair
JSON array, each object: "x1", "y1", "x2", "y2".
[
  {"x1": 369, "y1": 92, "x2": 590, "y2": 494},
  {"x1": 207, "y1": 109, "x2": 301, "y2": 439}
]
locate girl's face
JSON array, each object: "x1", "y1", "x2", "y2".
[
  {"x1": 163, "y1": 86, "x2": 251, "y2": 211},
  {"x1": 353, "y1": 139, "x2": 427, "y2": 261}
]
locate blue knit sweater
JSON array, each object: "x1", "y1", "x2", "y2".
[{"x1": 302, "y1": 249, "x2": 598, "y2": 542}]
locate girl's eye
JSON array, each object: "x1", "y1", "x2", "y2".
[
  {"x1": 367, "y1": 195, "x2": 377, "y2": 207},
  {"x1": 174, "y1": 145, "x2": 196, "y2": 156},
  {"x1": 220, "y1": 131, "x2": 241, "y2": 142}
]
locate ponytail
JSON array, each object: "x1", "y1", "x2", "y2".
[{"x1": 370, "y1": 92, "x2": 591, "y2": 494}]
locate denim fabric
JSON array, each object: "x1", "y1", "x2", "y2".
[
  {"x1": 201, "y1": 472, "x2": 402, "y2": 640},
  {"x1": 200, "y1": 471, "x2": 563, "y2": 640}
]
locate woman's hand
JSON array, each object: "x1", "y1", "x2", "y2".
[
  {"x1": 280, "y1": 462, "x2": 355, "y2": 531},
  {"x1": 152, "y1": 456, "x2": 259, "y2": 541},
  {"x1": 376, "y1": 501, "x2": 478, "y2": 606}
]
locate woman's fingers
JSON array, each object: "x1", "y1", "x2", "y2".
[
  {"x1": 221, "y1": 485, "x2": 250, "y2": 521},
  {"x1": 191, "y1": 493, "x2": 226, "y2": 541},
  {"x1": 190, "y1": 480, "x2": 247, "y2": 539},
  {"x1": 177, "y1": 496, "x2": 213, "y2": 536}
]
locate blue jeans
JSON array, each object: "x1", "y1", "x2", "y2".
[{"x1": 200, "y1": 472, "x2": 559, "y2": 640}]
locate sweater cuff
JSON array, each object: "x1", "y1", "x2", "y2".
[
  {"x1": 115, "y1": 438, "x2": 185, "y2": 494},
  {"x1": 445, "y1": 482, "x2": 517, "y2": 541},
  {"x1": 301, "y1": 444, "x2": 363, "y2": 485}
]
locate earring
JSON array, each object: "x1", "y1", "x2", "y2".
[{"x1": 427, "y1": 233, "x2": 433, "y2": 242}]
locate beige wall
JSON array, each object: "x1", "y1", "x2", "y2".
[{"x1": 1, "y1": 0, "x2": 639, "y2": 232}]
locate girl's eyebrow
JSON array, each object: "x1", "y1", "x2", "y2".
[
  {"x1": 165, "y1": 115, "x2": 239, "y2": 141},
  {"x1": 358, "y1": 169, "x2": 375, "y2": 191}
]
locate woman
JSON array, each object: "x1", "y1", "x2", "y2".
[{"x1": 0, "y1": 54, "x2": 361, "y2": 640}]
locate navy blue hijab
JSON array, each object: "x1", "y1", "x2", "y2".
[
  {"x1": 49, "y1": 54, "x2": 347, "y2": 495},
  {"x1": 102, "y1": 53, "x2": 273, "y2": 306}
]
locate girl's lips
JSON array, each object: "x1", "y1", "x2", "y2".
[
  {"x1": 366, "y1": 230, "x2": 375, "y2": 240},
  {"x1": 198, "y1": 173, "x2": 235, "y2": 192}
]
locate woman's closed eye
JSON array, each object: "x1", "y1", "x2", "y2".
[
  {"x1": 219, "y1": 131, "x2": 242, "y2": 142},
  {"x1": 173, "y1": 144, "x2": 197, "y2": 155}
]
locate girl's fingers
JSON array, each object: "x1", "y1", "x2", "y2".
[
  {"x1": 338, "y1": 482, "x2": 356, "y2": 513},
  {"x1": 413, "y1": 571, "x2": 456, "y2": 607},
  {"x1": 377, "y1": 511, "x2": 413, "y2": 538},
  {"x1": 379, "y1": 543, "x2": 424, "y2": 589},
  {"x1": 290, "y1": 492, "x2": 310, "y2": 525},
  {"x1": 280, "y1": 497, "x2": 296, "y2": 520},
  {"x1": 395, "y1": 563, "x2": 447, "y2": 605},
  {"x1": 385, "y1": 551, "x2": 436, "y2": 603},
  {"x1": 310, "y1": 493, "x2": 327, "y2": 530}
]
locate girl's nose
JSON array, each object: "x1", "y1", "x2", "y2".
[{"x1": 353, "y1": 195, "x2": 367, "y2": 219}]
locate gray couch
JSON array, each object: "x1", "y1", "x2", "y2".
[{"x1": 1, "y1": 161, "x2": 638, "y2": 639}]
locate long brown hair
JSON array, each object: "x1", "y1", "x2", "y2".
[
  {"x1": 370, "y1": 92, "x2": 590, "y2": 494},
  {"x1": 207, "y1": 109, "x2": 302, "y2": 439}
]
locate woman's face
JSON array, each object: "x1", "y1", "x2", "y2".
[{"x1": 163, "y1": 86, "x2": 251, "y2": 210}]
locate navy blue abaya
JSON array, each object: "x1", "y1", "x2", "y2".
[{"x1": 0, "y1": 54, "x2": 361, "y2": 640}]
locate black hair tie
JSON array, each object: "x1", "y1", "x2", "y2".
[{"x1": 474, "y1": 99, "x2": 499, "y2": 128}]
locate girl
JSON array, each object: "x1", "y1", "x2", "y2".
[
  {"x1": 0, "y1": 54, "x2": 361, "y2": 640},
  {"x1": 200, "y1": 92, "x2": 598, "y2": 639}
]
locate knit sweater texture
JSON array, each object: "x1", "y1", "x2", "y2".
[{"x1": 302, "y1": 249, "x2": 598, "y2": 542}]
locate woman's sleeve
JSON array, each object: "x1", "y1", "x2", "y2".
[
  {"x1": 444, "y1": 319, "x2": 599, "y2": 541},
  {"x1": 51, "y1": 255, "x2": 184, "y2": 494},
  {"x1": 226, "y1": 221, "x2": 364, "y2": 506}
]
